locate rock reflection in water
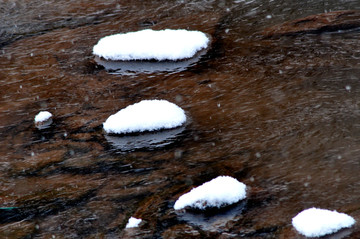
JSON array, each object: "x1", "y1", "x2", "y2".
[
  {"x1": 94, "y1": 49, "x2": 207, "y2": 74},
  {"x1": 104, "y1": 126, "x2": 185, "y2": 152},
  {"x1": 35, "y1": 118, "x2": 53, "y2": 130},
  {"x1": 176, "y1": 201, "x2": 246, "y2": 231},
  {"x1": 323, "y1": 229, "x2": 353, "y2": 239}
]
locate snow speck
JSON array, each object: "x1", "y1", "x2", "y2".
[
  {"x1": 103, "y1": 100, "x2": 186, "y2": 134},
  {"x1": 125, "y1": 217, "x2": 142, "y2": 228},
  {"x1": 34, "y1": 111, "x2": 52, "y2": 123},
  {"x1": 93, "y1": 29, "x2": 209, "y2": 61},
  {"x1": 174, "y1": 176, "x2": 247, "y2": 210},
  {"x1": 292, "y1": 208, "x2": 355, "y2": 237}
]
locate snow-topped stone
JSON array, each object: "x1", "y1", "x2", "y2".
[
  {"x1": 93, "y1": 29, "x2": 209, "y2": 61},
  {"x1": 174, "y1": 176, "x2": 247, "y2": 210},
  {"x1": 34, "y1": 111, "x2": 53, "y2": 129},
  {"x1": 125, "y1": 217, "x2": 142, "y2": 228},
  {"x1": 34, "y1": 111, "x2": 52, "y2": 123},
  {"x1": 103, "y1": 100, "x2": 186, "y2": 134},
  {"x1": 292, "y1": 207, "x2": 356, "y2": 237}
]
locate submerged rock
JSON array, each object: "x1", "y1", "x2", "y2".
[{"x1": 263, "y1": 10, "x2": 360, "y2": 37}]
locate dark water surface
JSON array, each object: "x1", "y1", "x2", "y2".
[{"x1": 2, "y1": 0, "x2": 360, "y2": 238}]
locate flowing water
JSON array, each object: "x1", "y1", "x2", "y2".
[{"x1": 1, "y1": 0, "x2": 360, "y2": 238}]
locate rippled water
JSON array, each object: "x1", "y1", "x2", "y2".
[{"x1": 1, "y1": 0, "x2": 360, "y2": 238}]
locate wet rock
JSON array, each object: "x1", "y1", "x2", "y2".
[
  {"x1": 36, "y1": 199, "x2": 125, "y2": 238},
  {"x1": 162, "y1": 224, "x2": 201, "y2": 238},
  {"x1": 0, "y1": 221, "x2": 36, "y2": 238},
  {"x1": 0, "y1": 174, "x2": 103, "y2": 223},
  {"x1": 8, "y1": 149, "x2": 67, "y2": 176},
  {"x1": 263, "y1": 10, "x2": 360, "y2": 37},
  {"x1": 120, "y1": 229, "x2": 153, "y2": 239}
]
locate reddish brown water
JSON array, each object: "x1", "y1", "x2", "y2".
[{"x1": 2, "y1": 0, "x2": 360, "y2": 238}]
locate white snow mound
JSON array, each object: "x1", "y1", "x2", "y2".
[
  {"x1": 34, "y1": 111, "x2": 52, "y2": 123},
  {"x1": 93, "y1": 29, "x2": 209, "y2": 61},
  {"x1": 174, "y1": 176, "x2": 247, "y2": 210},
  {"x1": 103, "y1": 100, "x2": 186, "y2": 134},
  {"x1": 125, "y1": 217, "x2": 142, "y2": 228},
  {"x1": 292, "y1": 207, "x2": 355, "y2": 237}
]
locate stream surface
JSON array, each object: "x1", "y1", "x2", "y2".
[{"x1": 1, "y1": 0, "x2": 360, "y2": 238}]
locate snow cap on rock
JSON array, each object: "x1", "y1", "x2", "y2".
[
  {"x1": 103, "y1": 100, "x2": 186, "y2": 134},
  {"x1": 34, "y1": 111, "x2": 52, "y2": 123},
  {"x1": 174, "y1": 176, "x2": 247, "y2": 210},
  {"x1": 292, "y1": 207, "x2": 355, "y2": 237},
  {"x1": 125, "y1": 217, "x2": 142, "y2": 228},
  {"x1": 93, "y1": 29, "x2": 209, "y2": 61}
]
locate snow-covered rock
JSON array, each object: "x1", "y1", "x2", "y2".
[
  {"x1": 93, "y1": 29, "x2": 209, "y2": 61},
  {"x1": 34, "y1": 111, "x2": 53, "y2": 129},
  {"x1": 125, "y1": 217, "x2": 142, "y2": 228},
  {"x1": 174, "y1": 176, "x2": 247, "y2": 210},
  {"x1": 34, "y1": 111, "x2": 52, "y2": 123},
  {"x1": 292, "y1": 207, "x2": 355, "y2": 237},
  {"x1": 103, "y1": 100, "x2": 186, "y2": 134}
]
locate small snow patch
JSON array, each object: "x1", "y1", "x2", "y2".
[
  {"x1": 93, "y1": 29, "x2": 209, "y2": 61},
  {"x1": 34, "y1": 111, "x2": 53, "y2": 129},
  {"x1": 292, "y1": 207, "x2": 355, "y2": 237},
  {"x1": 34, "y1": 111, "x2": 52, "y2": 123},
  {"x1": 125, "y1": 217, "x2": 142, "y2": 228},
  {"x1": 103, "y1": 100, "x2": 186, "y2": 134},
  {"x1": 174, "y1": 176, "x2": 247, "y2": 210}
]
